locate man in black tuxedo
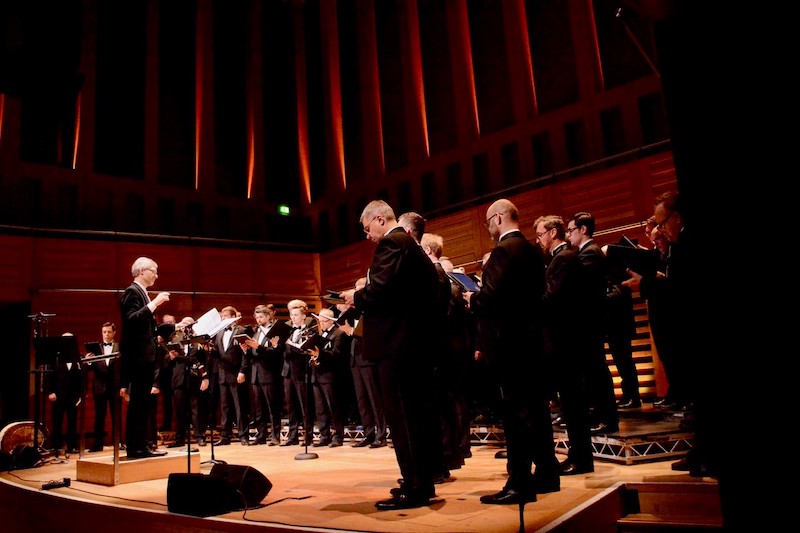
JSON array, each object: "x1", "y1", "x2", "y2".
[
  {"x1": 45, "y1": 333, "x2": 83, "y2": 455},
  {"x1": 84, "y1": 322, "x2": 119, "y2": 452},
  {"x1": 281, "y1": 299, "x2": 318, "y2": 446},
  {"x1": 309, "y1": 308, "x2": 351, "y2": 447},
  {"x1": 210, "y1": 306, "x2": 250, "y2": 446},
  {"x1": 243, "y1": 304, "x2": 289, "y2": 446},
  {"x1": 166, "y1": 317, "x2": 210, "y2": 447},
  {"x1": 567, "y1": 212, "x2": 619, "y2": 433},
  {"x1": 536, "y1": 215, "x2": 594, "y2": 476},
  {"x1": 337, "y1": 278, "x2": 388, "y2": 448},
  {"x1": 341, "y1": 200, "x2": 441, "y2": 511},
  {"x1": 119, "y1": 256, "x2": 170, "y2": 459},
  {"x1": 465, "y1": 200, "x2": 560, "y2": 505}
]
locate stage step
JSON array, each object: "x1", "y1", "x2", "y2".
[
  {"x1": 617, "y1": 482, "x2": 722, "y2": 531},
  {"x1": 76, "y1": 450, "x2": 200, "y2": 486}
]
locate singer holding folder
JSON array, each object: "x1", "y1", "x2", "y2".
[{"x1": 341, "y1": 200, "x2": 441, "y2": 511}]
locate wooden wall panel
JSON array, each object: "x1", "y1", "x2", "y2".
[
  {"x1": 427, "y1": 207, "x2": 486, "y2": 271},
  {"x1": 557, "y1": 165, "x2": 639, "y2": 229},
  {"x1": 33, "y1": 239, "x2": 115, "y2": 290},
  {"x1": 319, "y1": 240, "x2": 375, "y2": 292},
  {"x1": 0, "y1": 235, "x2": 33, "y2": 302}
]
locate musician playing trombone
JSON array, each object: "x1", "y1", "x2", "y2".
[
  {"x1": 166, "y1": 317, "x2": 210, "y2": 447},
  {"x1": 309, "y1": 309, "x2": 351, "y2": 448}
]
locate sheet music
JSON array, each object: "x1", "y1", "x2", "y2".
[{"x1": 191, "y1": 308, "x2": 241, "y2": 337}]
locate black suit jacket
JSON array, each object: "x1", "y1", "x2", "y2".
[
  {"x1": 212, "y1": 325, "x2": 250, "y2": 384},
  {"x1": 119, "y1": 282, "x2": 157, "y2": 385},
  {"x1": 88, "y1": 342, "x2": 119, "y2": 396},
  {"x1": 44, "y1": 361, "x2": 84, "y2": 403},
  {"x1": 311, "y1": 326, "x2": 350, "y2": 384},
  {"x1": 542, "y1": 244, "x2": 585, "y2": 351},
  {"x1": 353, "y1": 226, "x2": 439, "y2": 362},
  {"x1": 171, "y1": 344, "x2": 208, "y2": 390},
  {"x1": 281, "y1": 317, "x2": 318, "y2": 379},
  {"x1": 251, "y1": 320, "x2": 290, "y2": 384},
  {"x1": 470, "y1": 230, "x2": 547, "y2": 382}
]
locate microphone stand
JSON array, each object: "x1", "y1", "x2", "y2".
[
  {"x1": 175, "y1": 345, "x2": 199, "y2": 471},
  {"x1": 295, "y1": 347, "x2": 318, "y2": 461},
  {"x1": 195, "y1": 335, "x2": 225, "y2": 467}
]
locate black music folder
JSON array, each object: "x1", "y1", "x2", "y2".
[
  {"x1": 322, "y1": 290, "x2": 346, "y2": 304},
  {"x1": 84, "y1": 341, "x2": 102, "y2": 356},
  {"x1": 604, "y1": 244, "x2": 661, "y2": 281}
]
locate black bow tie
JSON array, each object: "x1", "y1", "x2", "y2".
[
  {"x1": 225, "y1": 327, "x2": 233, "y2": 332},
  {"x1": 102, "y1": 342, "x2": 113, "y2": 346}
]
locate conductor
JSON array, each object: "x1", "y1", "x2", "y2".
[{"x1": 119, "y1": 257, "x2": 170, "y2": 459}]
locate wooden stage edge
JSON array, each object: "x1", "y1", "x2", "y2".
[{"x1": 0, "y1": 439, "x2": 720, "y2": 533}]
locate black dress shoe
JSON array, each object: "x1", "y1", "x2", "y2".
[
  {"x1": 558, "y1": 461, "x2": 594, "y2": 476},
  {"x1": 433, "y1": 471, "x2": 452, "y2": 484},
  {"x1": 329, "y1": 439, "x2": 343, "y2": 447},
  {"x1": 281, "y1": 439, "x2": 300, "y2": 446},
  {"x1": 314, "y1": 438, "x2": 332, "y2": 447},
  {"x1": 352, "y1": 438, "x2": 373, "y2": 448},
  {"x1": 126, "y1": 449, "x2": 167, "y2": 459},
  {"x1": 216, "y1": 438, "x2": 231, "y2": 446},
  {"x1": 617, "y1": 399, "x2": 641, "y2": 408},
  {"x1": 480, "y1": 487, "x2": 537, "y2": 505},
  {"x1": 369, "y1": 440, "x2": 387, "y2": 448},
  {"x1": 671, "y1": 457, "x2": 691, "y2": 471},
  {"x1": 268, "y1": 438, "x2": 280, "y2": 446},
  {"x1": 197, "y1": 438, "x2": 206, "y2": 447},
  {"x1": 375, "y1": 490, "x2": 433, "y2": 511},
  {"x1": 240, "y1": 438, "x2": 250, "y2": 446},
  {"x1": 654, "y1": 397, "x2": 675, "y2": 408},
  {"x1": 167, "y1": 441, "x2": 184, "y2": 448},
  {"x1": 390, "y1": 485, "x2": 436, "y2": 498},
  {"x1": 590, "y1": 422, "x2": 619, "y2": 434},
  {"x1": 89, "y1": 444, "x2": 104, "y2": 453}
]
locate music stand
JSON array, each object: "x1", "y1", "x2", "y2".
[{"x1": 33, "y1": 336, "x2": 81, "y2": 460}]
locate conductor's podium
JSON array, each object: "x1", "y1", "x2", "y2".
[{"x1": 77, "y1": 450, "x2": 200, "y2": 486}]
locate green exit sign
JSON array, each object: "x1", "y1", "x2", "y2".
[{"x1": 278, "y1": 205, "x2": 291, "y2": 216}]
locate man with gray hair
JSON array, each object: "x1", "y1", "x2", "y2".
[
  {"x1": 342, "y1": 200, "x2": 442, "y2": 510},
  {"x1": 119, "y1": 256, "x2": 170, "y2": 459}
]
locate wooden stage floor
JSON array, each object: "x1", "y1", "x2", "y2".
[{"x1": 1, "y1": 418, "x2": 719, "y2": 533}]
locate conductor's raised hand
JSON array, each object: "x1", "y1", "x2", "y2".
[{"x1": 152, "y1": 292, "x2": 170, "y2": 307}]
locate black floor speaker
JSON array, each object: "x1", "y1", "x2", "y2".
[
  {"x1": 167, "y1": 473, "x2": 238, "y2": 516},
  {"x1": 210, "y1": 463, "x2": 272, "y2": 508},
  {"x1": 167, "y1": 465, "x2": 271, "y2": 516}
]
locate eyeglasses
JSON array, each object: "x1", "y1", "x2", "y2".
[
  {"x1": 656, "y1": 211, "x2": 675, "y2": 230},
  {"x1": 362, "y1": 216, "x2": 378, "y2": 234},
  {"x1": 535, "y1": 228, "x2": 552, "y2": 238},
  {"x1": 566, "y1": 226, "x2": 578, "y2": 234},
  {"x1": 484, "y1": 212, "x2": 502, "y2": 228},
  {"x1": 143, "y1": 267, "x2": 158, "y2": 274}
]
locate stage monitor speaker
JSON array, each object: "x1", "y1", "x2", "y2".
[
  {"x1": 210, "y1": 463, "x2": 272, "y2": 509},
  {"x1": 167, "y1": 473, "x2": 239, "y2": 517}
]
